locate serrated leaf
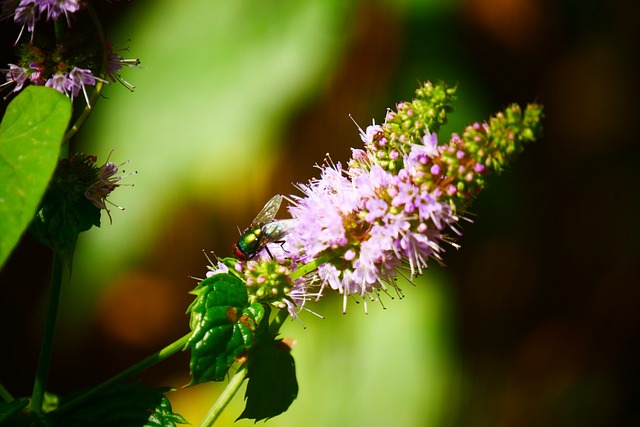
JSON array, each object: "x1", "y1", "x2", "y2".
[
  {"x1": 0, "y1": 399, "x2": 28, "y2": 423},
  {"x1": 238, "y1": 339, "x2": 298, "y2": 422},
  {"x1": 50, "y1": 383, "x2": 179, "y2": 427},
  {"x1": 0, "y1": 86, "x2": 72, "y2": 270},
  {"x1": 185, "y1": 273, "x2": 265, "y2": 384},
  {"x1": 144, "y1": 396, "x2": 189, "y2": 427}
]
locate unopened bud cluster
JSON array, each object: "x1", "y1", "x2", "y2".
[{"x1": 241, "y1": 258, "x2": 294, "y2": 307}]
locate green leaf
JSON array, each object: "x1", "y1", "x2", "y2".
[
  {"x1": 185, "y1": 273, "x2": 265, "y2": 384},
  {"x1": 0, "y1": 86, "x2": 72, "y2": 270},
  {"x1": 238, "y1": 339, "x2": 298, "y2": 422},
  {"x1": 50, "y1": 383, "x2": 181, "y2": 427},
  {"x1": 143, "y1": 396, "x2": 189, "y2": 427},
  {"x1": 0, "y1": 399, "x2": 28, "y2": 423}
]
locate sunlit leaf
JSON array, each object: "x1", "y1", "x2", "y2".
[
  {"x1": 0, "y1": 86, "x2": 71, "y2": 269},
  {"x1": 185, "y1": 273, "x2": 265, "y2": 384}
]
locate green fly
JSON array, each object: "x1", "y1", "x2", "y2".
[{"x1": 232, "y1": 195, "x2": 295, "y2": 260}]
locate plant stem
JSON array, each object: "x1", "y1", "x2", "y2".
[
  {"x1": 54, "y1": 20, "x2": 65, "y2": 44},
  {"x1": 290, "y1": 253, "x2": 331, "y2": 280},
  {"x1": 57, "y1": 333, "x2": 190, "y2": 414},
  {"x1": 198, "y1": 365, "x2": 248, "y2": 427},
  {"x1": 62, "y1": 80, "x2": 104, "y2": 143},
  {"x1": 62, "y1": 2, "x2": 107, "y2": 144},
  {"x1": 28, "y1": 250, "x2": 64, "y2": 414}
]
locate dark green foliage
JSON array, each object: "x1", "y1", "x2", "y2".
[
  {"x1": 239, "y1": 339, "x2": 299, "y2": 422},
  {"x1": 50, "y1": 384, "x2": 187, "y2": 427},
  {"x1": 0, "y1": 399, "x2": 29, "y2": 424},
  {"x1": 0, "y1": 385, "x2": 187, "y2": 427},
  {"x1": 142, "y1": 396, "x2": 189, "y2": 427}
]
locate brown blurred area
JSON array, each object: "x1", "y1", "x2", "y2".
[{"x1": 1, "y1": 0, "x2": 639, "y2": 425}]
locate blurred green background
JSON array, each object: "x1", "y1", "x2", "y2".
[{"x1": 1, "y1": 0, "x2": 639, "y2": 425}]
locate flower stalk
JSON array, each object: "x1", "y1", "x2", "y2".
[
  {"x1": 57, "y1": 333, "x2": 191, "y2": 415},
  {"x1": 29, "y1": 250, "x2": 64, "y2": 414}
]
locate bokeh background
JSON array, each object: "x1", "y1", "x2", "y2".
[{"x1": 1, "y1": 0, "x2": 639, "y2": 425}]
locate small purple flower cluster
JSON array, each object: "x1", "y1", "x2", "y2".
[
  {"x1": 9, "y1": 0, "x2": 80, "y2": 44},
  {"x1": 83, "y1": 152, "x2": 134, "y2": 222},
  {"x1": 12, "y1": 0, "x2": 81, "y2": 42},
  {"x1": 1, "y1": 1, "x2": 140, "y2": 103},
  {"x1": 2, "y1": 63, "x2": 104, "y2": 105},
  {"x1": 287, "y1": 132, "x2": 459, "y2": 312}
]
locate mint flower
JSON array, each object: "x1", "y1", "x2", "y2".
[
  {"x1": 0, "y1": 64, "x2": 27, "y2": 94},
  {"x1": 38, "y1": 0, "x2": 80, "y2": 23},
  {"x1": 106, "y1": 43, "x2": 141, "y2": 91},
  {"x1": 69, "y1": 67, "x2": 107, "y2": 106},
  {"x1": 41, "y1": 68, "x2": 106, "y2": 103},
  {"x1": 84, "y1": 153, "x2": 133, "y2": 220},
  {"x1": 44, "y1": 71, "x2": 73, "y2": 96},
  {"x1": 199, "y1": 81, "x2": 542, "y2": 315},
  {"x1": 3, "y1": 10, "x2": 140, "y2": 102},
  {"x1": 287, "y1": 155, "x2": 457, "y2": 313},
  {"x1": 12, "y1": 0, "x2": 80, "y2": 42},
  {"x1": 284, "y1": 81, "x2": 542, "y2": 313}
]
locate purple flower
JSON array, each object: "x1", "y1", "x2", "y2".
[
  {"x1": 85, "y1": 160, "x2": 120, "y2": 211},
  {"x1": 28, "y1": 62, "x2": 46, "y2": 85},
  {"x1": 288, "y1": 163, "x2": 357, "y2": 260},
  {"x1": 1, "y1": 64, "x2": 27, "y2": 93},
  {"x1": 69, "y1": 66, "x2": 103, "y2": 106},
  {"x1": 288, "y1": 154, "x2": 456, "y2": 312},
  {"x1": 359, "y1": 120, "x2": 383, "y2": 145},
  {"x1": 45, "y1": 72, "x2": 73, "y2": 96},
  {"x1": 12, "y1": 0, "x2": 80, "y2": 42},
  {"x1": 42, "y1": 0, "x2": 79, "y2": 24},
  {"x1": 106, "y1": 43, "x2": 141, "y2": 91},
  {"x1": 13, "y1": 0, "x2": 39, "y2": 43},
  {"x1": 83, "y1": 152, "x2": 134, "y2": 222},
  {"x1": 404, "y1": 132, "x2": 439, "y2": 172}
]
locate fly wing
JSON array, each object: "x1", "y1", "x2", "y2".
[
  {"x1": 250, "y1": 194, "x2": 283, "y2": 227},
  {"x1": 261, "y1": 219, "x2": 296, "y2": 242}
]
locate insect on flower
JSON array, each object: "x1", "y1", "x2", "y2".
[{"x1": 233, "y1": 195, "x2": 295, "y2": 260}]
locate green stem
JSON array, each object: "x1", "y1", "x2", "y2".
[
  {"x1": 198, "y1": 308, "x2": 291, "y2": 426},
  {"x1": 290, "y1": 253, "x2": 331, "y2": 281},
  {"x1": 54, "y1": 20, "x2": 65, "y2": 44},
  {"x1": 62, "y1": 80, "x2": 104, "y2": 143},
  {"x1": 198, "y1": 365, "x2": 248, "y2": 427},
  {"x1": 57, "y1": 333, "x2": 190, "y2": 414},
  {"x1": 0, "y1": 382, "x2": 14, "y2": 403},
  {"x1": 62, "y1": 2, "x2": 108, "y2": 144},
  {"x1": 29, "y1": 251, "x2": 64, "y2": 414}
]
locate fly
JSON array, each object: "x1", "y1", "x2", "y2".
[{"x1": 232, "y1": 195, "x2": 294, "y2": 260}]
